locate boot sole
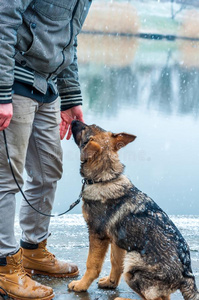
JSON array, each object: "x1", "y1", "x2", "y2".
[
  {"x1": 25, "y1": 268, "x2": 79, "y2": 278},
  {"x1": 6, "y1": 292, "x2": 54, "y2": 300}
]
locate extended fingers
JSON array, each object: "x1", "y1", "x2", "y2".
[
  {"x1": 60, "y1": 120, "x2": 69, "y2": 140},
  {"x1": 60, "y1": 106, "x2": 84, "y2": 140},
  {"x1": 66, "y1": 125, "x2": 72, "y2": 140}
]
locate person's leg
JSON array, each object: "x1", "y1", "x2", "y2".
[
  {"x1": 19, "y1": 97, "x2": 63, "y2": 243},
  {"x1": 0, "y1": 95, "x2": 53, "y2": 300},
  {"x1": 0, "y1": 94, "x2": 37, "y2": 257},
  {"x1": 19, "y1": 97, "x2": 78, "y2": 277}
]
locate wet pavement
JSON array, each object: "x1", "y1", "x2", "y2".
[
  {"x1": 2, "y1": 214, "x2": 198, "y2": 300},
  {"x1": 38, "y1": 215, "x2": 199, "y2": 300}
]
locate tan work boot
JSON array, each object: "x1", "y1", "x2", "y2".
[
  {"x1": 0, "y1": 248, "x2": 54, "y2": 300},
  {"x1": 21, "y1": 239, "x2": 79, "y2": 278}
]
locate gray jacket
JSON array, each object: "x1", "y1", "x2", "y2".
[{"x1": 0, "y1": 0, "x2": 91, "y2": 110}]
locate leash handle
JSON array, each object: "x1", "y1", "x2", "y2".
[{"x1": 2, "y1": 130, "x2": 81, "y2": 218}]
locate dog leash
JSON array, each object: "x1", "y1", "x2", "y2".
[{"x1": 2, "y1": 129, "x2": 84, "y2": 218}]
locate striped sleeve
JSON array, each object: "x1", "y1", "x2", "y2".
[
  {"x1": 14, "y1": 65, "x2": 34, "y2": 84},
  {"x1": 60, "y1": 89, "x2": 83, "y2": 111},
  {"x1": 0, "y1": 86, "x2": 12, "y2": 104}
]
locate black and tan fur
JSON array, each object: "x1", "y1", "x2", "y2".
[{"x1": 68, "y1": 120, "x2": 199, "y2": 300}]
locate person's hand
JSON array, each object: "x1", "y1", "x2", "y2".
[
  {"x1": 60, "y1": 105, "x2": 84, "y2": 140},
  {"x1": 0, "y1": 103, "x2": 13, "y2": 131}
]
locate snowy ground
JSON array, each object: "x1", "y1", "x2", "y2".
[{"x1": 9, "y1": 214, "x2": 199, "y2": 300}]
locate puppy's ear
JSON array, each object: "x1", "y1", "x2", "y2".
[
  {"x1": 81, "y1": 141, "x2": 102, "y2": 162},
  {"x1": 112, "y1": 133, "x2": 136, "y2": 151}
]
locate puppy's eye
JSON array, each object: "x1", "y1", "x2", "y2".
[
  {"x1": 80, "y1": 136, "x2": 94, "y2": 149},
  {"x1": 81, "y1": 140, "x2": 89, "y2": 149}
]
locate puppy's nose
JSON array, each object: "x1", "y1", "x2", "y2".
[
  {"x1": 71, "y1": 120, "x2": 79, "y2": 127},
  {"x1": 71, "y1": 120, "x2": 86, "y2": 132}
]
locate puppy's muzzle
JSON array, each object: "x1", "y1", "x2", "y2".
[{"x1": 71, "y1": 120, "x2": 86, "y2": 145}]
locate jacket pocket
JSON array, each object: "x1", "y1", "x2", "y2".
[
  {"x1": 20, "y1": 25, "x2": 36, "y2": 56},
  {"x1": 34, "y1": 0, "x2": 77, "y2": 21},
  {"x1": 16, "y1": 23, "x2": 34, "y2": 53}
]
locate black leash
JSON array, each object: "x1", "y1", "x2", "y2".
[{"x1": 2, "y1": 129, "x2": 83, "y2": 217}]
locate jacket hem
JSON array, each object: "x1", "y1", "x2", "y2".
[
  {"x1": 0, "y1": 99, "x2": 12, "y2": 104},
  {"x1": 60, "y1": 89, "x2": 83, "y2": 110},
  {"x1": 61, "y1": 102, "x2": 82, "y2": 111}
]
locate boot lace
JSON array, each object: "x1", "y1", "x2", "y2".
[
  {"x1": 14, "y1": 259, "x2": 30, "y2": 279},
  {"x1": 42, "y1": 247, "x2": 55, "y2": 262}
]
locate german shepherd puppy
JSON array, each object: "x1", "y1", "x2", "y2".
[{"x1": 69, "y1": 120, "x2": 199, "y2": 300}]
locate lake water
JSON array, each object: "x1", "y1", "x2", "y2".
[{"x1": 56, "y1": 5, "x2": 199, "y2": 216}]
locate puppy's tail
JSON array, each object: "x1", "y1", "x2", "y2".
[{"x1": 180, "y1": 277, "x2": 199, "y2": 300}]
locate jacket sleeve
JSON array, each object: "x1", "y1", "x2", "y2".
[
  {"x1": 0, "y1": 0, "x2": 33, "y2": 104},
  {"x1": 57, "y1": 37, "x2": 83, "y2": 111}
]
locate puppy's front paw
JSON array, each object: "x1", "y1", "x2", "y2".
[
  {"x1": 68, "y1": 280, "x2": 88, "y2": 292},
  {"x1": 98, "y1": 276, "x2": 118, "y2": 289}
]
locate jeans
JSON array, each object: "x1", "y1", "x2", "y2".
[{"x1": 0, "y1": 94, "x2": 63, "y2": 257}]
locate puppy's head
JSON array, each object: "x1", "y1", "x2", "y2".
[{"x1": 72, "y1": 120, "x2": 136, "y2": 179}]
